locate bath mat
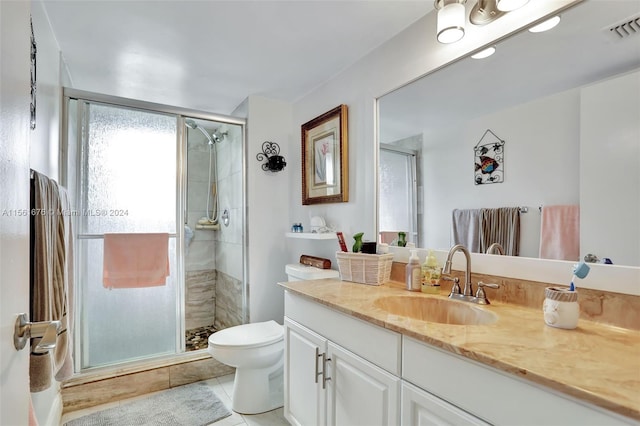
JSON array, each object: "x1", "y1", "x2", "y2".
[{"x1": 64, "y1": 381, "x2": 232, "y2": 426}]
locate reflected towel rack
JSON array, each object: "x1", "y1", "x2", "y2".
[{"x1": 518, "y1": 206, "x2": 543, "y2": 213}]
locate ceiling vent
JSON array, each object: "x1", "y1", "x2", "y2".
[{"x1": 605, "y1": 15, "x2": 640, "y2": 40}]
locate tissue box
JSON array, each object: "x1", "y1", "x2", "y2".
[{"x1": 335, "y1": 251, "x2": 394, "y2": 285}]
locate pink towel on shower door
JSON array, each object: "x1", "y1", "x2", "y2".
[
  {"x1": 539, "y1": 205, "x2": 580, "y2": 261},
  {"x1": 103, "y1": 233, "x2": 170, "y2": 289}
]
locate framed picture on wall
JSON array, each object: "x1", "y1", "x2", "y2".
[{"x1": 301, "y1": 104, "x2": 348, "y2": 205}]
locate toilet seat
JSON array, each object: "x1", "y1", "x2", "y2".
[{"x1": 208, "y1": 320, "x2": 283, "y2": 349}]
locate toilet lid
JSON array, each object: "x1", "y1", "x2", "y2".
[{"x1": 208, "y1": 320, "x2": 283, "y2": 349}]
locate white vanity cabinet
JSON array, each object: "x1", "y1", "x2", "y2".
[
  {"x1": 402, "y1": 337, "x2": 637, "y2": 426},
  {"x1": 284, "y1": 319, "x2": 327, "y2": 426},
  {"x1": 284, "y1": 291, "x2": 402, "y2": 426},
  {"x1": 326, "y1": 341, "x2": 400, "y2": 425},
  {"x1": 401, "y1": 381, "x2": 490, "y2": 426},
  {"x1": 283, "y1": 290, "x2": 637, "y2": 426}
]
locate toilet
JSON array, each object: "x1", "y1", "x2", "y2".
[{"x1": 207, "y1": 263, "x2": 339, "y2": 414}]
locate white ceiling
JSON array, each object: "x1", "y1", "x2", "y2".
[{"x1": 42, "y1": 0, "x2": 433, "y2": 115}]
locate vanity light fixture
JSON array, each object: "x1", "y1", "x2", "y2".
[
  {"x1": 529, "y1": 15, "x2": 561, "y2": 33},
  {"x1": 435, "y1": 0, "x2": 467, "y2": 44},
  {"x1": 469, "y1": 0, "x2": 505, "y2": 26},
  {"x1": 471, "y1": 46, "x2": 496, "y2": 59},
  {"x1": 436, "y1": 0, "x2": 532, "y2": 44},
  {"x1": 496, "y1": 0, "x2": 529, "y2": 12}
]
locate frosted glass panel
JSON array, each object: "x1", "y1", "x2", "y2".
[
  {"x1": 80, "y1": 239, "x2": 178, "y2": 368},
  {"x1": 81, "y1": 104, "x2": 176, "y2": 234},
  {"x1": 379, "y1": 149, "x2": 413, "y2": 232},
  {"x1": 78, "y1": 103, "x2": 179, "y2": 369}
]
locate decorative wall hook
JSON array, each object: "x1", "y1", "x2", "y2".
[{"x1": 256, "y1": 141, "x2": 286, "y2": 172}]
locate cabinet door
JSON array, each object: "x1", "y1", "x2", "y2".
[
  {"x1": 284, "y1": 318, "x2": 327, "y2": 426},
  {"x1": 401, "y1": 382, "x2": 489, "y2": 426},
  {"x1": 327, "y1": 342, "x2": 401, "y2": 426}
]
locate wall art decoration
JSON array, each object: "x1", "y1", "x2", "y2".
[
  {"x1": 301, "y1": 105, "x2": 348, "y2": 204},
  {"x1": 474, "y1": 129, "x2": 504, "y2": 185}
]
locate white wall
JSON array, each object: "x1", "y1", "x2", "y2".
[
  {"x1": 421, "y1": 88, "x2": 581, "y2": 258},
  {"x1": 246, "y1": 96, "x2": 292, "y2": 323},
  {"x1": 581, "y1": 70, "x2": 640, "y2": 266}
]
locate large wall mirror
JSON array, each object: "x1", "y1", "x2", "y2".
[{"x1": 378, "y1": 0, "x2": 640, "y2": 267}]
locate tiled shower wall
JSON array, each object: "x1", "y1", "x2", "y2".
[
  {"x1": 212, "y1": 122, "x2": 244, "y2": 327},
  {"x1": 185, "y1": 123, "x2": 244, "y2": 331}
]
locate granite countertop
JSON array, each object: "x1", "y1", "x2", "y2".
[{"x1": 280, "y1": 278, "x2": 640, "y2": 421}]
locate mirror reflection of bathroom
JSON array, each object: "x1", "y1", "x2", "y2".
[
  {"x1": 184, "y1": 117, "x2": 244, "y2": 351},
  {"x1": 378, "y1": 0, "x2": 640, "y2": 265}
]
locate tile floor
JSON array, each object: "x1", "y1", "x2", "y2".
[{"x1": 60, "y1": 373, "x2": 290, "y2": 426}]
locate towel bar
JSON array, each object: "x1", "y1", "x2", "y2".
[{"x1": 13, "y1": 313, "x2": 61, "y2": 353}]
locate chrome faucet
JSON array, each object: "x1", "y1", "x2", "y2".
[
  {"x1": 442, "y1": 244, "x2": 500, "y2": 305},
  {"x1": 487, "y1": 243, "x2": 504, "y2": 255},
  {"x1": 442, "y1": 244, "x2": 473, "y2": 297}
]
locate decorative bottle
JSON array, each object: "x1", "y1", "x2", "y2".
[
  {"x1": 406, "y1": 249, "x2": 421, "y2": 291},
  {"x1": 421, "y1": 250, "x2": 441, "y2": 294}
]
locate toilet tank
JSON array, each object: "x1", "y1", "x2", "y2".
[{"x1": 285, "y1": 264, "x2": 340, "y2": 281}]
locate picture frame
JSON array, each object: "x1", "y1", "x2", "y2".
[{"x1": 301, "y1": 104, "x2": 348, "y2": 205}]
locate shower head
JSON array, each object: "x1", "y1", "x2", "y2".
[
  {"x1": 184, "y1": 119, "x2": 213, "y2": 145},
  {"x1": 211, "y1": 129, "x2": 228, "y2": 144}
]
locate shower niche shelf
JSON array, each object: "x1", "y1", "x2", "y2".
[{"x1": 285, "y1": 232, "x2": 337, "y2": 240}]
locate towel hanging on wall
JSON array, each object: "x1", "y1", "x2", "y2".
[
  {"x1": 479, "y1": 207, "x2": 521, "y2": 256},
  {"x1": 451, "y1": 209, "x2": 482, "y2": 252},
  {"x1": 539, "y1": 205, "x2": 580, "y2": 261},
  {"x1": 30, "y1": 170, "x2": 74, "y2": 392}
]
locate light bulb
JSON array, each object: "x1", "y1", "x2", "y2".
[
  {"x1": 529, "y1": 16, "x2": 561, "y2": 33},
  {"x1": 496, "y1": 0, "x2": 529, "y2": 12},
  {"x1": 437, "y1": 2, "x2": 466, "y2": 44},
  {"x1": 471, "y1": 46, "x2": 496, "y2": 59}
]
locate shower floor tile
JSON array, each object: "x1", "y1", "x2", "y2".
[{"x1": 186, "y1": 324, "x2": 217, "y2": 351}]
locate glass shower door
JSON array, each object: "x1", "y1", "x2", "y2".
[
  {"x1": 379, "y1": 146, "x2": 418, "y2": 246},
  {"x1": 77, "y1": 102, "x2": 180, "y2": 369}
]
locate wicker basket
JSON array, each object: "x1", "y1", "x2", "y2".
[{"x1": 335, "y1": 251, "x2": 394, "y2": 285}]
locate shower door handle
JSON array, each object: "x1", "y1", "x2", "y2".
[{"x1": 13, "y1": 313, "x2": 61, "y2": 353}]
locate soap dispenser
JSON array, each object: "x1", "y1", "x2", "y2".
[
  {"x1": 406, "y1": 249, "x2": 421, "y2": 291},
  {"x1": 421, "y1": 250, "x2": 441, "y2": 294}
]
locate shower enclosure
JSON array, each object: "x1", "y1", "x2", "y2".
[{"x1": 62, "y1": 89, "x2": 246, "y2": 372}]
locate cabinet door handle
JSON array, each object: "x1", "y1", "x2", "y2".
[
  {"x1": 315, "y1": 347, "x2": 323, "y2": 384},
  {"x1": 322, "y1": 353, "x2": 331, "y2": 389}
]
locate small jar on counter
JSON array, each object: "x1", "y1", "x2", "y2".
[{"x1": 542, "y1": 287, "x2": 579, "y2": 329}]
